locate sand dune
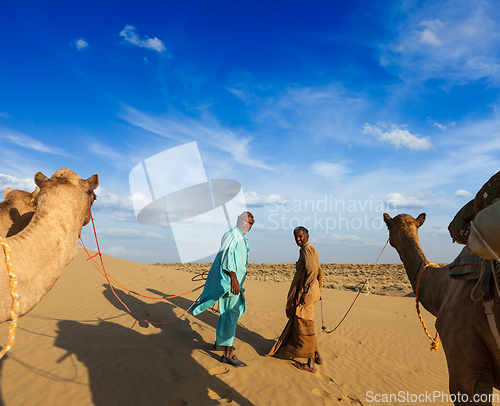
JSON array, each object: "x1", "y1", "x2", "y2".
[{"x1": 0, "y1": 249, "x2": 496, "y2": 405}]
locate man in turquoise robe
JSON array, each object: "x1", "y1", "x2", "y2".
[{"x1": 192, "y1": 211, "x2": 254, "y2": 367}]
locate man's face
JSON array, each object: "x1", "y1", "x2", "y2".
[
  {"x1": 237, "y1": 215, "x2": 254, "y2": 235},
  {"x1": 294, "y1": 230, "x2": 309, "y2": 246}
]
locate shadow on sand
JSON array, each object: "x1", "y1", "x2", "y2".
[
  {"x1": 54, "y1": 285, "x2": 255, "y2": 406},
  {"x1": 0, "y1": 357, "x2": 5, "y2": 406},
  {"x1": 148, "y1": 287, "x2": 275, "y2": 357}
]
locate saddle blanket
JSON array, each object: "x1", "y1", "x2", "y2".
[{"x1": 448, "y1": 247, "x2": 500, "y2": 281}]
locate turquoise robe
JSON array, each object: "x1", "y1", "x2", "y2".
[{"x1": 192, "y1": 226, "x2": 249, "y2": 317}]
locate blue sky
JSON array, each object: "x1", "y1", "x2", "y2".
[{"x1": 1, "y1": 0, "x2": 500, "y2": 264}]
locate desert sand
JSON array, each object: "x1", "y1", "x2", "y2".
[{"x1": 0, "y1": 249, "x2": 497, "y2": 406}]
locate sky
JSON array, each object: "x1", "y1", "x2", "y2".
[{"x1": 1, "y1": 0, "x2": 500, "y2": 264}]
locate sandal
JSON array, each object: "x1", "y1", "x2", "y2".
[
  {"x1": 315, "y1": 355, "x2": 323, "y2": 365},
  {"x1": 221, "y1": 355, "x2": 247, "y2": 367},
  {"x1": 292, "y1": 362, "x2": 316, "y2": 373}
]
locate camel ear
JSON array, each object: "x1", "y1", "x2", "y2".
[
  {"x1": 383, "y1": 213, "x2": 392, "y2": 225},
  {"x1": 3, "y1": 187, "x2": 12, "y2": 199},
  {"x1": 35, "y1": 172, "x2": 48, "y2": 188},
  {"x1": 30, "y1": 187, "x2": 39, "y2": 205},
  {"x1": 415, "y1": 213, "x2": 426, "y2": 227},
  {"x1": 85, "y1": 174, "x2": 99, "y2": 190}
]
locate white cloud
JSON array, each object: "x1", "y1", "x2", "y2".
[
  {"x1": 104, "y1": 245, "x2": 155, "y2": 257},
  {"x1": 0, "y1": 130, "x2": 73, "y2": 157},
  {"x1": 0, "y1": 174, "x2": 36, "y2": 191},
  {"x1": 228, "y1": 87, "x2": 258, "y2": 105},
  {"x1": 425, "y1": 226, "x2": 450, "y2": 237},
  {"x1": 363, "y1": 123, "x2": 431, "y2": 150},
  {"x1": 92, "y1": 188, "x2": 137, "y2": 223},
  {"x1": 312, "y1": 233, "x2": 382, "y2": 247},
  {"x1": 311, "y1": 161, "x2": 348, "y2": 179},
  {"x1": 455, "y1": 189, "x2": 472, "y2": 197},
  {"x1": 94, "y1": 187, "x2": 133, "y2": 210},
  {"x1": 427, "y1": 117, "x2": 455, "y2": 132},
  {"x1": 254, "y1": 83, "x2": 370, "y2": 143},
  {"x1": 76, "y1": 39, "x2": 88, "y2": 50},
  {"x1": 382, "y1": 192, "x2": 432, "y2": 208},
  {"x1": 119, "y1": 105, "x2": 271, "y2": 169},
  {"x1": 433, "y1": 123, "x2": 447, "y2": 131},
  {"x1": 381, "y1": 0, "x2": 500, "y2": 85},
  {"x1": 119, "y1": 25, "x2": 166, "y2": 53},
  {"x1": 418, "y1": 27, "x2": 443, "y2": 46},
  {"x1": 96, "y1": 228, "x2": 165, "y2": 239},
  {"x1": 108, "y1": 212, "x2": 136, "y2": 222},
  {"x1": 243, "y1": 191, "x2": 285, "y2": 207},
  {"x1": 88, "y1": 141, "x2": 134, "y2": 169}
]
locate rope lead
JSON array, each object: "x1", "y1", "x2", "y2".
[
  {"x1": 0, "y1": 237, "x2": 20, "y2": 359},
  {"x1": 416, "y1": 262, "x2": 440, "y2": 351},
  {"x1": 322, "y1": 238, "x2": 389, "y2": 334}
]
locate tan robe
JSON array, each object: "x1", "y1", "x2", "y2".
[{"x1": 268, "y1": 241, "x2": 322, "y2": 358}]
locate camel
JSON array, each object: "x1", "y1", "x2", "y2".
[
  {"x1": 384, "y1": 213, "x2": 500, "y2": 405},
  {"x1": 0, "y1": 187, "x2": 39, "y2": 237},
  {"x1": 0, "y1": 169, "x2": 98, "y2": 323}
]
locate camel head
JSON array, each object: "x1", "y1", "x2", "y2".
[
  {"x1": 383, "y1": 212, "x2": 426, "y2": 251},
  {"x1": 34, "y1": 169, "x2": 99, "y2": 228},
  {"x1": 3, "y1": 187, "x2": 39, "y2": 207}
]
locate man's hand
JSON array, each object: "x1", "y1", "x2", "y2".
[
  {"x1": 228, "y1": 271, "x2": 240, "y2": 295},
  {"x1": 300, "y1": 292, "x2": 308, "y2": 305}
]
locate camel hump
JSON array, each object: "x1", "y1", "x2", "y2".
[{"x1": 3, "y1": 188, "x2": 12, "y2": 199}]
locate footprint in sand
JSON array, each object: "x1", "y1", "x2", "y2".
[
  {"x1": 197, "y1": 386, "x2": 232, "y2": 400},
  {"x1": 313, "y1": 389, "x2": 363, "y2": 404},
  {"x1": 316, "y1": 372, "x2": 335, "y2": 384},
  {"x1": 162, "y1": 366, "x2": 181, "y2": 382},
  {"x1": 312, "y1": 388, "x2": 337, "y2": 399},
  {"x1": 208, "y1": 365, "x2": 229, "y2": 376},
  {"x1": 342, "y1": 395, "x2": 364, "y2": 405}
]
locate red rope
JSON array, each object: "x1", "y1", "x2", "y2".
[
  {"x1": 85, "y1": 215, "x2": 202, "y2": 325},
  {"x1": 79, "y1": 238, "x2": 204, "y2": 300}
]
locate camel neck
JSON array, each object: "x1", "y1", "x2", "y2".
[
  {"x1": 0, "y1": 187, "x2": 86, "y2": 320},
  {"x1": 397, "y1": 235, "x2": 428, "y2": 292},
  {"x1": 396, "y1": 234, "x2": 449, "y2": 316}
]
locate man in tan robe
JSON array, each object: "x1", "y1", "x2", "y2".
[{"x1": 268, "y1": 226, "x2": 323, "y2": 373}]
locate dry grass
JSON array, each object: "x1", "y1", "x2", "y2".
[{"x1": 152, "y1": 263, "x2": 421, "y2": 296}]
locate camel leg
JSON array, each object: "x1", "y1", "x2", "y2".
[
  {"x1": 448, "y1": 376, "x2": 493, "y2": 406},
  {"x1": 438, "y1": 314, "x2": 496, "y2": 405},
  {"x1": 441, "y1": 332, "x2": 495, "y2": 405}
]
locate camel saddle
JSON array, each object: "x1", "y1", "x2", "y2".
[
  {"x1": 449, "y1": 247, "x2": 500, "y2": 300},
  {"x1": 449, "y1": 170, "x2": 500, "y2": 244}
]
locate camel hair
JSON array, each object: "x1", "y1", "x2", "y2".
[
  {"x1": 0, "y1": 168, "x2": 98, "y2": 323},
  {"x1": 0, "y1": 187, "x2": 39, "y2": 237},
  {"x1": 384, "y1": 212, "x2": 500, "y2": 406}
]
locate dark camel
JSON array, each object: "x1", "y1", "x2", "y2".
[{"x1": 384, "y1": 213, "x2": 500, "y2": 405}]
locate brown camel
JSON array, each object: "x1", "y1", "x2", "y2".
[
  {"x1": 0, "y1": 168, "x2": 98, "y2": 323},
  {"x1": 384, "y1": 213, "x2": 500, "y2": 405},
  {"x1": 0, "y1": 187, "x2": 39, "y2": 237}
]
